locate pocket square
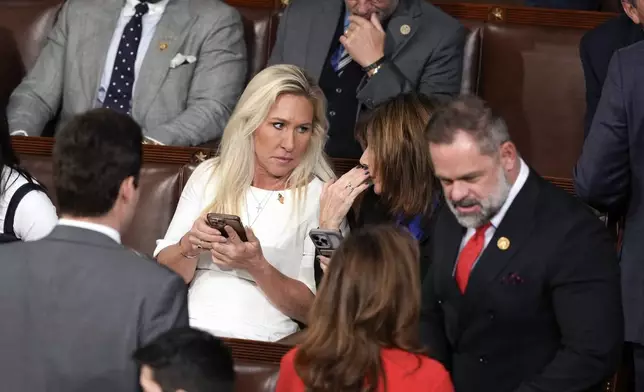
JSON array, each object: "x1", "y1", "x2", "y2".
[
  {"x1": 501, "y1": 272, "x2": 525, "y2": 285},
  {"x1": 170, "y1": 53, "x2": 197, "y2": 69}
]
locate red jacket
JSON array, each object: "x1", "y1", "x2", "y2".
[{"x1": 276, "y1": 347, "x2": 454, "y2": 392}]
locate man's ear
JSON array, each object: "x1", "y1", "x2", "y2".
[
  {"x1": 119, "y1": 176, "x2": 137, "y2": 204},
  {"x1": 498, "y1": 141, "x2": 518, "y2": 171},
  {"x1": 623, "y1": 1, "x2": 641, "y2": 24}
]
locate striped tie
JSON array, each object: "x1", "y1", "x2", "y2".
[{"x1": 331, "y1": 12, "x2": 352, "y2": 75}]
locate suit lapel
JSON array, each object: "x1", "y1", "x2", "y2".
[
  {"x1": 132, "y1": 0, "x2": 194, "y2": 120},
  {"x1": 78, "y1": 1, "x2": 124, "y2": 104},
  {"x1": 384, "y1": 0, "x2": 421, "y2": 61},
  {"x1": 436, "y1": 206, "x2": 466, "y2": 301},
  {"x1": 305, "y1": 0, "x2": 343, "y2": 80},
  {"x1": 461, "y1": 172, "x2": 541, "y2": 310}
]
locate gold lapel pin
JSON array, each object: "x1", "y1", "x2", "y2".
[
  {"x1": 278, "y1": 193, "x2": 285, "y2": 204},
  {"x1": 400, "y1": 24, "x2": 411, "y2": 35},
  {"x1": 159, "y1": 42, "x2": 168, "y2": 51},
  {"x1": 497, "y1": 237, "x2": 510, "y2": 251}
]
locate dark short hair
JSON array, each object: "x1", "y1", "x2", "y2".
[
  {"x1": 133, "y1": 327, "x2": 235, "y2": 392},
  {"x1": 53, "y1": 109, "x2": 142, "y2": 217},
  {"x1": 425, "y1": 95, "x2": 511, "y2": 156}
]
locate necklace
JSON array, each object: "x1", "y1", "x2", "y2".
[{"x1": 246, "y1": 187, "x2": 274, "y2": 227}]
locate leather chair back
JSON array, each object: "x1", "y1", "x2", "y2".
[
  {"x1": 236, "y1": 6, "x2": 280, "y2": 79},
  {"x1": 460, "y1": 20, "x2": 484, "y2": 94},
  {"x1": 477, "y1": 23, "x2": 586, "y2": 178},
  {"x1": 234, "y1": 360, "x2": 280, "y2": 392},
  {"x1": 0, "y1": 0, "x2": 60, "y2": 106}
]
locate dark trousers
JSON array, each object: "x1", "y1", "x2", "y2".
[{"x1": 634, "y1": 343, "x2": 644, "y2": 392}]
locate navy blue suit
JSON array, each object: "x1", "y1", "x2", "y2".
[
  {"x1": 579, "y1": 15, "x2": 643, "y2": 138},
  {"x1": 575, "y1": 39, "x2": 644, "y2": 388}
]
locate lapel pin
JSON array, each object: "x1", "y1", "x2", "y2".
[
  {"x1": 278, "y1": 193, "x2": 285, "y2": 204},
  {"x1": 159, "y1": 42, "x2": 168, "y2": 51},
  {"x1": 400, "y1": 24, "x2": 411, "y2": 35},
  {"x1": 497, "y1": 237, "x2": 510, "y2": 251}
]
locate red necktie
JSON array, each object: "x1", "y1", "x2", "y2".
[{"x1": 455, "y1": 223, "x2": 491, "y2": 293}]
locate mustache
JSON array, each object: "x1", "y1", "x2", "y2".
[{"x1": 451, "y1": 198, "x2": 481, "y2": 208}]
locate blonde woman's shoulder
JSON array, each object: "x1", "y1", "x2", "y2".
[
  {"x1": 190, "y1": 157, "x2": 220, "y2": 180},
  {"x1": 308, "y1": 176, "x2": 327, "y2": 192}
]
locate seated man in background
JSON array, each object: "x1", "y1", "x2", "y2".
[
  {"x1": 421, "y1": 96, "x2": 623, "y2": 392},
  {"x1": 0, "y1": 109, "x2": 188, "y2": 391},
  {"x1": 268, "y1": 0, "x2": 465, "y2": 159},
  {"x1": 134, "y1": 327, "x2": 235, "y2": 392},
  {"x1": 7, "y1": 0, "x2": 247, "y2": 146},
  {"x1": 579, "y1": 0, "x2": 644, "y2": 138}
]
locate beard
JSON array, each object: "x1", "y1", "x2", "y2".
[{"x1": 445, "y1": 167, "x2": 511, "y2": 229}]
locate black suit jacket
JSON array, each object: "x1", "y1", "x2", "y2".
[
  {"x1": 353, "y1": 189, "x2": 439, "y2": 279},
  {"x1": 421, "y1": 171, "x2": 623, "y2": 392},
  {"x1": 575, "y1": 40, "x2": 644, "y2": 345},
  {"x1": 580, "y1": 14, "x2": 643, "y2": 138}
]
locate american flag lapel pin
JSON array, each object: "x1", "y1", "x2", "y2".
[{"x1": 278, "y1": 193, "x2": 284, "y2": 204}]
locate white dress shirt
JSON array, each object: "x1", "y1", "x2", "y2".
[
  {"x1": 0, "y1": 167, "x2": 57, "y2": 241},
  {"x1": 97, "y1": 0, "x2": 169, "y2": 107},
  {"x1": 58, "y1": 218, "x2": 122, "y2": 244},
  {"x1": 154, "y1": 160, "x2": 333, "y2": 342},
  {"x1": 454, "y1": 158, "x2": 530, "y2": 273}
]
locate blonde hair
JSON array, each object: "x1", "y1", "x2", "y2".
[{"x1": 204, "y1": 64, "x2": 334, "y2": 215}]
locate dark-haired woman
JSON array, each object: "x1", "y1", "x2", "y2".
[
  {"x1": 318, "y1": 93, "x2": 439, "y2": 278},
  {"x1": 276, "y1": 224, "x2": 453, "y2": 392},
  {"x1": 0, "y1": 114, "x2": 57, "y2": 242}
]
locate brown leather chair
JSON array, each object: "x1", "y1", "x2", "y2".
[{"x1": 476, "y1": 23, "x2": 587, "y2": 178}]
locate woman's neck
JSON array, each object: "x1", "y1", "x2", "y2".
[{"x1": 252, "y1": 172, "x2": 288, "y2": 191}]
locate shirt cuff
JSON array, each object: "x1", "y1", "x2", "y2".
[
  {"x1": 143, "y1": 136, "x2": 165, "y2": 146},
  {"x1": 11, "y1": 130, "x2": 28, "y2": 136}
]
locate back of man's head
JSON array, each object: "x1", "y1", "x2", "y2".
[
  {"x1": 53, "y1": 109, "x2": 142, "y2": 221},
  {"x1": 133, "y1": 327, "x2": 235, "y2": 392}
]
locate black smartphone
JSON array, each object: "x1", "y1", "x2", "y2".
[
  {"x1": 206, "y1": 213, "x2": 248, "y2": 242},
  {"x1": 309, "y1": 228, "x2": 344, "y2": 257}
]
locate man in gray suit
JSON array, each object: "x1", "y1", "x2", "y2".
[
  {"x1": 268, "y1": 0, "x2": 465, "y2": 159},
  {"x1": 0, "y1": 109, "x2": 188, "y2": 391},
  {"x1": 7, "y1": 0, "x2": 246, "y2": 146}
]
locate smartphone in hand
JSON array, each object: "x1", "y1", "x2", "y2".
[
  {"x1": 309, "y1": 228, "x2": 343, "y2": 257},
  {"x1": 206, "y1": 213, "x2": 248, "y2": 242}
]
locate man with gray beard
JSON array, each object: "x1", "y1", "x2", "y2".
[{"x1": 419, "y1": 96, "x2": 623, "y2": 392}]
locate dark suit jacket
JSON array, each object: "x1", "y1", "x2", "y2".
[
  {"x1": 579, "y1": 14, "x2": 643, "y2": 138},
  {"x1": 421, "y1": 171, "x2": 623, "y2": 392},
  {"x1": 354, "y1": 188, "x2": 439, "y2": 279},
  {"x1": 0, "y1": 225, "x2": 189, "y2": 391},
  {"x1": 575, "y1": 40, "x2": 644, "y2": 345},
  {"x1": 268, "y1": 0, "x2": 465, "y2": 112}
]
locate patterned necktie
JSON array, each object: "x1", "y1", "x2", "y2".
[
  {"x1": 331, "y1": 13, "x2": 352, "y2": 75},
  {"x1": 455, "y1": 222, "x2": 492, "y2": 293},
  {"x1": 103, "y1": 2, "x2": 149, "y2": 114}
]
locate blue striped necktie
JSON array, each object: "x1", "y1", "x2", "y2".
[{"x1": 331, "y1": 12, "x2": 352, "y2": 75}]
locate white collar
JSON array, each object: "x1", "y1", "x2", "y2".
[
  {"x1": 58, "y1": 219, "x2": 122, "y2": 244},
  {"x1": 123, "y1": 0, "x2": 170, "y2": 17},
  {"x1": 489, "y1": 158, "x2": 529, "y2": 229}
]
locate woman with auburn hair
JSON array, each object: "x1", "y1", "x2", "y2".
[
  {"x1": 276, "y1": 224, "x2": 454, "y2": 392},
  {"x1": 155, "y1": 64, "x2": 344, "y2": 342},
  {"x1": 318, "y1": 93, "x2": 439, "y2": 278}
]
